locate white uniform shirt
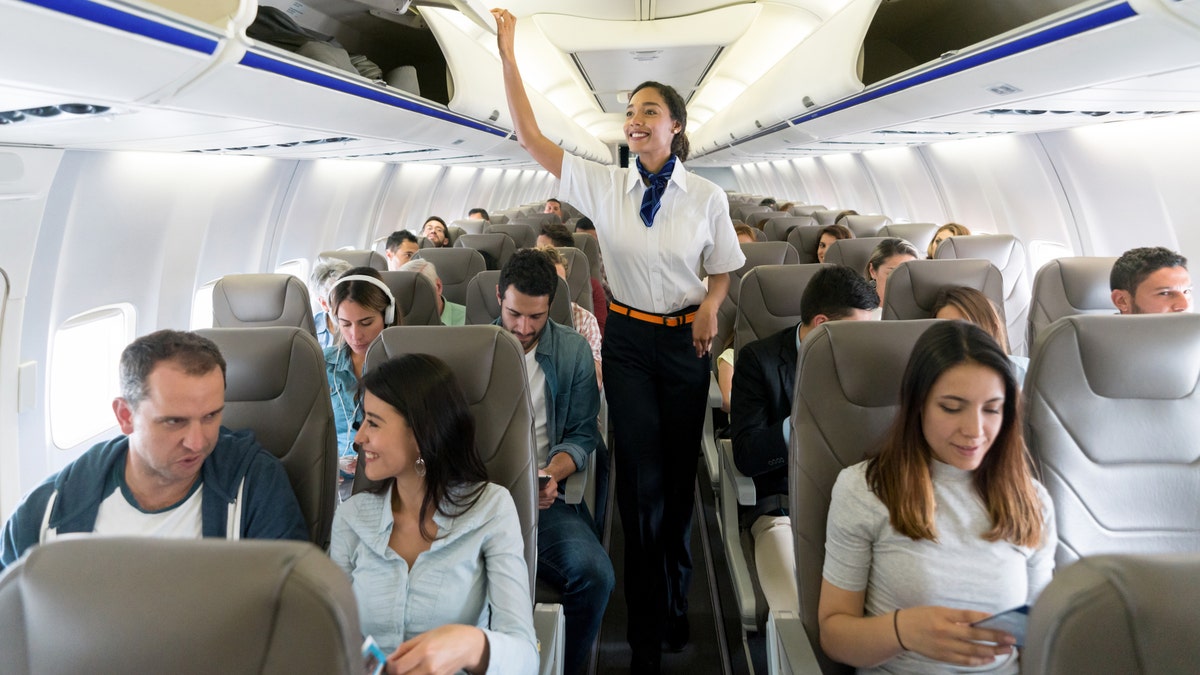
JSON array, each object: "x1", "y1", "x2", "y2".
[{"x1": 560, "y1": 153, "x2": 745, "y2": 314}]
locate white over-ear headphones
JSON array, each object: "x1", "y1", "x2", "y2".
[{"x1": 332, "y1": 274, "x2": 397, "y2": 324}]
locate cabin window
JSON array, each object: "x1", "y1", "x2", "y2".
[
  {"x1": 1028, "y1": 240, "x2": 1074, "y2": 274},
  {"x1": 190, "y1": 280, "x2": 218, "y2": 330},
  {"x1": 276, "y1": 258, "x2": 309, "y2": 282},
  {"x1": 49, "y1": 305, "x2": 135, "y2": 449}
]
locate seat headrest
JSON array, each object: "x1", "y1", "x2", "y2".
[
  {"x1": 1055, "y1": 257, "x2": 1117, "y2": 308},
  {"x1": 805, "y1": 319, "x2": 942, "y2": 409},
  {"x1": 212, "y1": 274, "x2": 316, "y2": 334},
  {"x1": 200, "y1": 326, "x2": 320, "y2": 402},
  {"x1": 882, "y1": 259, "x2": 1006, "y2": 321},
  {"x1": 737, "y1": 241, "x2": 799, "y2": 277}
]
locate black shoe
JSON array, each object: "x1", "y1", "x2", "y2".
[{"x1": 664, "y1": 614, "x2": 689, "y2": 653}]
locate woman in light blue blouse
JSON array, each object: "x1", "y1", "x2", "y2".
[{"x1": 329, "y1": 354, "x2": 537, "y2": 674}]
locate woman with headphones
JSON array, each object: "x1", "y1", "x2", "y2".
[{"x1": 324, "y1": 266, "x2": 400, "y2": 498}]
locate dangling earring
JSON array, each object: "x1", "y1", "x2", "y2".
[{"x1": 414, "y1": 456, "x2": 427, "y2": 478}]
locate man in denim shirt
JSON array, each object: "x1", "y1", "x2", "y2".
[{"x1": 494, "y1": 249, "x2": 614, "y2": 675}]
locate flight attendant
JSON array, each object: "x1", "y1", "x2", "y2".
[{"x1": 493, "y1": 10, "x2": 745, "y2": 673}]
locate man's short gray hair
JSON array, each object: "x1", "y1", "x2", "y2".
[{"x1": 399, "y1": 258, "x2": 440, "y2": 287}]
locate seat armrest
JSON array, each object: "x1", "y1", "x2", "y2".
[
  {"x1": 719, "y1": 438, "x2": 757, "y2": 507},
  {"x1": 708, "y1": 371, "x2": 723, "y2": 407},
  {"x1": 767, "y1": 611, "x2": 822, "y2": 674},
  {"x1": 534, "y1": 602, "x2": 565, "y2": 675},
  {"x1": 561, "y1": 451, "x2": 592, "y2": 505}
]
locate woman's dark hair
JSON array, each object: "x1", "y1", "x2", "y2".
[
  {"x1": 865, "y1": 321, "x2": 1044, "y2": 547},
  {"x1": 820, "y1": 224, "x2": 854, "y2": 241},
  {"x1": 631, "y1": 81, "x2": 690, "y2": 161},
  {"x1": 329, "y1": 266, "x2": 401, "y2": 340},
  {"x1": 864, "y1": 238, "x2": 920, "y2": 278},
  {"x1": 931, "y1": 286, "x2": 1010, "y2": 354},
  {"x1": 361, "y1": 353, "x2": 488, "y2": 541}
]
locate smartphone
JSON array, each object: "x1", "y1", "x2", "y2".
[
  {"x1": 971, "y1": 605, "x2": 1029, "y2": 647},
  {"x1": 361, "y1": 636, "x2": 387, "y2": 675},
  {"x1": 538, "y1": 474, "x2": 551, "y2": 488}
]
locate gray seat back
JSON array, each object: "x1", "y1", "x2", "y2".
[
  {"x1": 463, "y1": 271, "x2": 573, "y2": 328},
  {"x1": 812, "y1": 208, "x2": 853, "y2": 226},
  {"x1": 212, "y1": 274, "x2": 317, "y2": 335},
  {"x1": 748, "y1": 210, "x2": 788, "y2": 229},
  {"x1": 735, "y1": 264, "x2": 832, "y2": 356},
  {"x1": 413, "y1": 248, "x2": 486, "y2": 306},
  {"x1": 379, "y1": 270, "x2": 442, "y2": 326},
  {"x1": 881, "y1": 259, "x2": 1007, "y2": 327},
  {"x1": 790, "y1": 319, "x2": 941, "y2": 675},
  {"x1": 455, "y1": 233, "x2": 515, "y2": 271},
  {"x1": 935, "y1": 234, "x2": 1032, "y2": 355},
  {"x1": 571, "y1": 233, "x2": 603, "y2": 283},
  {"x1": 451, "y1": 218, "x2": 487, "y2": 234},
  {"x1": 318, "y1": 249, "x2": 386, "y2": 272},
  {"x1": 764, "y1": 216, "x2": 816, "y2": 242},
  {"x1": 1025, "y1": 314, "x2": 1200, "y2": 566},
  {"x1": 878, "y1": 223, "x2": 940, "y2": 258},
  {"x1": 823, "y1": 237, "x2": 892, "y2": 276},
  {"x1": 486, "y1": 223, "x2": 538, "y2": 250},
  {"x1": 736, "y1": 241, "x2": 800, "y2": 280},
  {"x1": 556, "y1": 247, "x2": 593, "y2": 313},
  {"x1": 1027, "y1": 256, "x2": 1116, "y2": 349},
  {"x1": 196, "y1": 327, "x2": 337, "y2": 548},
  {"x1": 1025, "y1": 553, "x2": 1200, "y2": 675},
  {"x1": 363, "y1": 326, "x2": 538, "y2": 597},
  {"x1": 787, "y1": 226, "x2": 824, "y2": 264},
  {"x1": 790, "y1": 204, "x2": 827, "y2": 217},
  {"x1": 840, "y1": 214, "x2": 891, "y2": 238},
  {"x1": 0, "y1": 538, "x2": 360, "y2": 675}
]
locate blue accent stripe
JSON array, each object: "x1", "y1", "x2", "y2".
[
  {"x1": 239, "y1": 51, "x2": 509, "y2": 137},
  {"x1": 789, "y1": 2, "x2": 1138, "y2": 127},
  {"x1": 21, "y1": 0, "x2": 219, "y2": 54}
]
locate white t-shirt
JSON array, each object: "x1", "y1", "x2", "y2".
[
  {"x1": 524, "y1": 347, "x2": 550, "y2": 469},
  {"x1": 92, "y1": 470, "x2": 204, "y2": 539},
  {"x1": 559, "y1": 153, "x2": 745, "y2": 314}
]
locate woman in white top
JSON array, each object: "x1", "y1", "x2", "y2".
[
  {"x1": 493, "y1": 10, "x2": 745, "y2": 672},
  {"x1": 819, "y1": 321, "x2": 1056, "y2": 674},
  {"x1": 329, "y1": 354, "x2": 538, "y2": 675}
]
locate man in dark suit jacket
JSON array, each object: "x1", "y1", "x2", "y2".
[{"x1": 730, "y1": 265, "x2": 877, "y2": 613}]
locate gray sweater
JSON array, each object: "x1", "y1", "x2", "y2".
[{"x1": 823, "y1": 460, "x2": 1056, "y2": 674}]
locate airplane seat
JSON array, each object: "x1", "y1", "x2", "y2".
[
  {"x1": 935, "y1": 234, "x2": 1032, "y2": 356},
  {"x1": 211, "y1": 273, "x2": 317, "y2": 335},
  {"x1": 379, "y1": 270, "x2": 441, "y2": 326},
  {"x1": 1025, "y1": 314, "x2": 1200, "y2": 567},
  {"x1": 317, "y1": 249, "x2": 386, "y2": 272},
  {"x1": 361, "y1": 325, "x2": 568, "y2": 673},
  {"x1": 700, "y1": 280, "x2": 740, "y2": 488},
  {"x1": 811, "y1": 208, "x2": 853, "y2": 226},
  {"x1": 464, "y1": 270, "x2": 573, "y2": 329},
  {"x1": 571, "y1": 233, "x2": 603, "y2": 283},
  {"x1": 0, "y1": 537, "x2": 361, "y2": 675},
  {"x1": 555, "y1": 247, "x2": 594, "y2": 313},
  {"x1": 1027, "y1": 256, "x2": 1116, "y2": 349},
  {"x1": 734, "y1": 264, "x2": 833, "y2": 357},
  {"x1": 196, "y1": 326, "x2": 337, "y2": 548},
  {"x1": 451, "y1": 217, "x2": 487, "y2": 235},
  {"x1": 1024, "y1": 553, "x2": 1200, "y2": 675},
  {"x1": 735, "y1": 205, "x2": 770, "y2": 222},
  {"x1": 490, "y1": 213, "x2": 510, "y2": 225},
  {"x1": 823, "y1": 236, "x2": 892, "y2": 277},
  {"x1": 880, "y1": 259, "x2": 1007, "y2": 326},
  {"x1": 782, "y1": 319, "x2": 943, "y2": 675},
  {"x1": 791, "y1": 204, "x2": 827, "y2": 217},
  {"x1": 412, "y1": 247, "x2": 486, "y2": 307},
  {"x1": 748, "y1": 210, "x2": 788, "y2": 229},
  {"x1": 839, "y1": 214, "x2": 891, "y2": 238},
  {"x1": 752, "y1": 228, "x2": 768, "y2": 242},
  {"x1": 486, "y1": 222, "x2": 538, "y2": 249},
  {"x1": 736, "y1": 242, "x2": 800, "y2": 281},
  {"x1": 455, "y1": 232, "x2": 515, "y2": 271},
  {"x1": 877, "y1": 222, "x2": 940, "y2": 258},
  {"x1": 446, "y1": 225, "x2": 466, "y2": 247},
  {"x1": 764, "y1": 215, "x2": 815, "y2": 242},
  {"x1": 786, "y1": 225, "x2": 824, "y2": 264}
]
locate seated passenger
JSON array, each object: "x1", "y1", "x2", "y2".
[
  {"x1": 468, "y1": 207, "x2": 490, "y2": 221},
  {"x1": 422, "y1": 216, "x2": 451, "y2": 248},
  {"x1": 730, "y1": 266, "x2": 878, "y2": 614},
  {"x1": 540, "y1": 246, "x2": 602, "y2": 390},
  {"x1": 819, "y1": 321, "x2": 1056, "y2": 673},
  {"x1": 324, "y1": 267, "x2": 400, "y2": 493},
  {"x1": 384, "y1": 230, "x2": 420, "y2": 271},
  {"x1": 734, "y1": 223, "x2": 757, "y2": 244},
  {"x1": 330, "y1": 354, "x2": 538, "y2": 673},
  {"x1": 399, "y1": 258, "x2": 465, "y2": 326},
  {"x1": 493, "y1": 249, "x2": 614, "y2": 675},
  {"x1": 932, "y1": 286, "x2": 1029, "y2": 383},
  {"x1": 537, "y1": 221, "x2": 607, "y2": 334},
  {"x1": 866, "y1": 238, "x2": 920, "y2": 307},
  {"x1": 1, "y1": 330, "x2": 307, "y2": 569},
  {"x1": 573, "y1": 217, "x2": 612, "y2": 302},
  {"x1": 817, "y1": 224, "x2": 853, "y2": 264},
  {"x1": 544, "y1": 198, "x2": 564, "y2": 220},
  {"x1": 928, "y1": 223, "x2": 971, "y2": 258},
  {"x1": 1110, "y1": 246, "x2": 1192, "y2": 314},
  {"x1": 309, "y1": 256, "x2": 353, "y2": 349}
]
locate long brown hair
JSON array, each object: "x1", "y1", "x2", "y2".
[
  {"x1": 865, "y1": 321, "x2": 1044, "y2": 547},
  {"x1": 931, "y1": 286, "x2": 1010, "y2": 354}
]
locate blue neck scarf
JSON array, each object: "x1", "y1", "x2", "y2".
[{"x1": 636, "y1": 155, "x2": 676, "y2": 228}]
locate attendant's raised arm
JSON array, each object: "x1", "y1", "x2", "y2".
[{"x1": 493, "y1": 9, "x2": 564, "y2": 178}]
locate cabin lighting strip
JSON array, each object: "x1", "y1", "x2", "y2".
[{"x1": 788, "y1": 2, "x2": 1138, "y2": 127}]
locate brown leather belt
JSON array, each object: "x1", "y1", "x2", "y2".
[{"x1": 609, "y1": 300, "x2": 697, "y2": 327}]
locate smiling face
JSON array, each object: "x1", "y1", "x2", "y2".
[
  {"x1": 625, "y1": 86, "x2": 679, "y2": 167},
  {"x1": 871, "y1": 253, "x2": 917, "y2": 304},
  {"x1": 921, "y1": 361, "x2": 1005, "y2": 472},
  {"x1": 336, "y1": 299, "x2": 386, "y2": 355},
  {"x1": 356, "y1": 390, "x2": 422, "y2": 483}
]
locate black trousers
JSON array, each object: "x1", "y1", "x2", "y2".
[{"x1": 602, "y1": 308, "x2": 710, "y2": 657}]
